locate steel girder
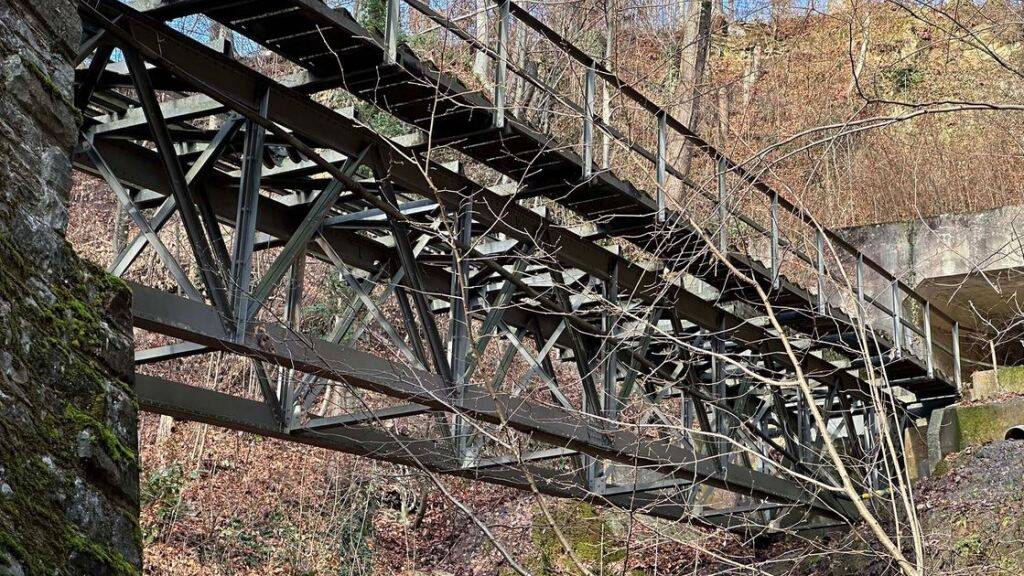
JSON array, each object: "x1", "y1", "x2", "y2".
[{"x1": 131, "y1": 281, "x2": 854, "y2": 518}]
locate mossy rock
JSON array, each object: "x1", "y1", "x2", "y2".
[
  {"x1": 0, "y1": 232, "x2": 139, "y2": 575},
  {"x1": 514, "y1": 502, "x2": 632, "y2": 575},
  {"x1": 956, "y1": 398, "x2": 1024, "y2": 448}
]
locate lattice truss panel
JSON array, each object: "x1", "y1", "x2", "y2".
[{"x1": 71, "y1": 0, "x2": 966, "y2": 532}]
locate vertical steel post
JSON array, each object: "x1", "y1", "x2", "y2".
[
  {"x1": 712, "y1": 335, "x2": 727, "y2": 470},
  {"x1": 865, "y1": 404, "x2": 877, "y2": 489},
  {"x1": 656, "y1": 112, "x2": 667, "y2": 221},
  {"x1": 450, "y1": 197, "x2": 473, "y2": 458},
  {"x1": 770, "y1": 191, "x2": 779, "y2": 290},
  {"x1": 924, "y1": 300, "x2": 934, "y2": 378},
  {"x1": 230, "y1": 88, "x2": 270, "y2": 340},
  {"x1": 279, "y1": 258, "x2": 304, "y2": 430},
  {"x1": 816, "y1": 229, "x2": 826, "y2": 315},
  {"x1": 582, "y1": 64, "x2": 595, "y2": 178},
  {"x1": 682, "y1": 393, "x2": 694, "y2": 429},
  {"x1": 953, "y1": 321, "x2": 962, "y2": 390},
  {"x1": 717, "y1": 156, "x2": 727, "y2": 253},
  {"x1": 385, "y1": 0, "x2": 400, "y2": 64},
  {"x1": 891, "y1": 281, "x2": 902, "y2": 357},
  {"x1": 494, "y1": 0, "x2": 509, "y2": 128},
  {"x1": 797, "y1": 393, "x2": 808, "y2": 462},
  {"x1": 603, "y1": 258, "x2": 619, "y2": 421},
  {"x1": 855, "y1": 253, "x2": 865, "y2": 317}
]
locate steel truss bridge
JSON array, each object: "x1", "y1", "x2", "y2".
[{"x1": 73, "y1": 0, "x2": 966, "y2": 533}]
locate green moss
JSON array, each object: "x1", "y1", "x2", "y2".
[
  {"x1": 955, "y1": 399, "x2": 1024, "y2": 448},
  {"x1": 67, "y1": 530, "x2": 138, "y2": 576},
  {"x1": 993, "y1": 366, "x2": 1024, "y2": 394},
  {"x1": 16, "y1": 53, "x2": 82, "y2": 124},
  {"x1": 523, "y1": 502, "x2": 627, "y2": 575},
  {"x1": 64, "y1": 405, "x2": 136, "y2": 465},
  {"x1": 0, "y1": 230, "x2": 139, "y2": 575},
  {"x1": 0, "y1": 454, "x2": 67, "y2": 573}
]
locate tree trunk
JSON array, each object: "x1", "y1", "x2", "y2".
[
  {"x1": 473, "y1": 0, "x2": 491, "y2": 86},
  {"x1": 601, "y1": 0, "x2": 614, "y2": 169},
  {"x1": 668, "y1": 0, "x2": 714, "y2": 201},
  {"x1": 742, "y1": 44, "x2": 762, "y2": 108}
]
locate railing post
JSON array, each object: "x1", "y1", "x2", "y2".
[
  {"x1": 770, "y1": 191, "x2": 779, "y2": 289},
  {"x1": 855, "y1": 253, "x2": 864, "y2": 317},
  {"x1": 656, "y1": 111, "x2": 666, "y2": 221},
  {"x1": 717, "y1": 156, "x2": 727, "y2": 253},
  {"x1": 952, "y1": 321, "x2": 962, "y2": 390},
  {"x1": 582, "y1": 63, "x2": 595, "y2": 178},
  {"x1": 891, "y1": 281, "x2": 902, "y2": 357},
  {"x1": 493, "y1": 0, "x2": 509, "y2": 128},
  {"x1": 385, "y1": 0, "x2": 400, "y2": 64},
  {"x1": 816, "y1": 229, "x2": 826, "y2": 315},
  {"x1": 924, "y1": 300, "x2": 934, "y2": 378}
]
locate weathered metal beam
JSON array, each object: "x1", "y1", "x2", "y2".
[
  {"x1": 108, "y1": 116, "x2": 242, "y2": 278},
  {"x1": 230, "y1": 100, "x2": 269, "y2": 339},
  {"x1": 83, "y1": 141, "x2": 203, "y2": 301},
  {"x1": 129, "y1": 282, "x2": 855, "y2": 517},
  {"x1": 246, "y1": 147, "x2": 371, "y2": 325},
  {"x1": 134, "y1": 340, "x2": 210, "y2": 365},
  {"x1": 302, "y1": 403, "x2": 431, "y2": 432},
  {"x1": 76, "y1": 43, "x2": 114, "y2": 111},
  {"x1": 121, "y1": 45, "x2": 233, "y2": 318},
  {"x1": 133, "y1": 373, "x2": 752, "y2": 530}
]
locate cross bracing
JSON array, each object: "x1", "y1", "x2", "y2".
[{"x1": 72, "y1": 0, "x2": 965, "y2": 534}]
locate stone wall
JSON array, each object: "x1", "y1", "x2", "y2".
[{"x1": 0, "y1": 1, "x2": 141, "y2": 574}]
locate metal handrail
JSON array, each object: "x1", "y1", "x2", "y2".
[{"x1": 383, "y1": 0, "x2": 963, "y2": 387}]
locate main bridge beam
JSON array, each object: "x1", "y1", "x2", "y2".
[
  {"x1": 130, "y1": 281, "x2": 857, "y2": 519},
  {"x1": 136, "y1": 373, "x2": 820, "y2": 532}
]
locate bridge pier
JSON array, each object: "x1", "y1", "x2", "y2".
[{"x1": 0, "y1": 1, "x2": 141, "y2": 574}]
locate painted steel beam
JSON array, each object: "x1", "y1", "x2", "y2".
[
  {"x1": 72, "y1": 138, "x2": 569, "y2": 356},
  {"x1": 134, "y1": 373, "x2": 757, "y2": 530},
  {"x1": 129, "y1": 282, "x2": 856, "y2": 518},
  {"x1": 121, "y1": 45, "x2": 233, "y2": 318},
  {"x1": 302, "y1": 403, "x2": 431, "y2": 432},
  {"x1": 134, "y1": 340, "x2": 209, "y2": 365}
]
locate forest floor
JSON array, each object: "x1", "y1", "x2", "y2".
[{"x1": 774, "y1": 440, "x2": 1024, "y2": 576}]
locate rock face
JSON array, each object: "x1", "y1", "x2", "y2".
[{"x1": 0, "y1": 1, "x2": 141, "y2": 574}]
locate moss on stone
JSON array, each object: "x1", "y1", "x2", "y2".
[
  {"x1": 955, "y1": 399, "x2": 1024, "y2": 448},
  {"x1": 0, "y1": 229, "x2": 139, "y2": 575},
  {"x1": 64, "y1": 405, "x2": 137, "y2": 465},
  {"x1": 520, "y1": 502, "x2": 633, "y2": 575},
  {"x1": 17, "y1": 52, "x2": 81, "y2": 124},
  {"x1": 993, "y1": 366, "x2": 1024, "y2": 394},
  {"x1": 67, "y1": 530, "x2": 138, "y2": 576}
]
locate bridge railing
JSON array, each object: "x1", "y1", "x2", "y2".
[{"x1": 379, "y1": 0, "x2": 963, "y2": 389}]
